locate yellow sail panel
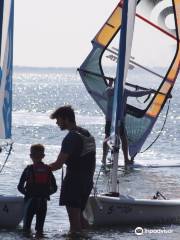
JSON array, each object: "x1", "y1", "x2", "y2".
[
  {"x1": 95, "y1": 5, "x2": 122, "y2": 47},
  {"x1": 147, "y1": 94, "x2": 166, "y2": 117},
  {"x1": 147, "y1": 53, "x2": 180, "y2": 118},
  {"x1": 168, "y1": 49, "x2": 180, "y2": 81},
  {"x1": 159, "y1": 82, "x2": 172, "y2": 94},
  {"x1": 147, "y1": 63, "x2": 179, "y2": 118},
  {"x1": 174, "y1": 0, "x2": 180, "y2": 36}
]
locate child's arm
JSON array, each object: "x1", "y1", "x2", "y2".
[{"x1": 17, "y1": 167, "x2": 28, "y2": 195}]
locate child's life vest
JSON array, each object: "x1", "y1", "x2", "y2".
[{"x1": 25, "y1": 162, "x2": 57, "y2": 198}]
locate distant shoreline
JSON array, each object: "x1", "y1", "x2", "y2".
[
  {"x1": 13, "y1": 65, "x2": 167, "y2": 74},
  {"x1": 13, "y1": 66, "x2": 77, "y2": 73}
]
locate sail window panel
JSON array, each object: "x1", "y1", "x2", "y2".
[
  {"x1": 83, "y1": 47, "x2": 103, "y2": 74},
  {"x1": 125, "y1": 113, "x2": 151, "y2": 144},
  {"x1": 130, "y1": 14, "x2": 176, "y2": 81},
  {"x1": 96, "y1": 7, "x2": 122, "y2": 47},
  {"x1": 80, "y1": 46, "x2": 108, "y2": 114},
  {"x1": 85, "y1": 73, "x2": 107, "y2": 113},
  {"x1": 137, "y1": 0, "x2": 177, "y2": 38},
  {"x1": 81, "y1": 69, "x2": 107, "y2": 114}
]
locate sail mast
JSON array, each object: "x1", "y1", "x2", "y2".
[{"x1": 111, "y1": 0, "x2": 136, "y2": 193}]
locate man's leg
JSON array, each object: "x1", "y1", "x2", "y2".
[
  {"x1": 102, "y1": 138, "x2": 108, "y2": 165},
  {"x1": 66, "y1": 206, "x2": 82, "y2": 232},
  {"x1": 119, "y1": 125, "x2": 132, "y2": 165},
  {"x1": 80, "y1": 182, "x2": 93, "y2": 229},
  {"x1": 102, "y1": 121, "x2": 111, "y2": 165},
  {"x1": 80, "y1": 212, "x2": 89, "y2": 229}
]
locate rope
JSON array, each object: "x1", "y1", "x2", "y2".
[
  {"x1": 136, "y1": 92, "x2": 151, "y2": 104},
  {"x1": 93, "y1": 164, "x2": 105, "y2": 196},
  {"x1": 153, "y1": 191, "x2": 166, "y2": 200},
  {"x1": 0, "y1": 142, "x2": 13, "y2": 173},
  {"x1": 93, "y1": 136, "x2": 120, "y2": 196},
  {"x1": 140, "y1": 98, "x2": 171, "y2": 153}
]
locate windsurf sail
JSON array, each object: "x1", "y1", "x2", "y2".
[
  {"x1": 79, "y1": 0, "x2": 180, "y2": 159},
  {"x1": 0, "y1": 0, "x2": 14, "y2": 144}
]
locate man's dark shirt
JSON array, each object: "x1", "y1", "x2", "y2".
[{"x1": 61, "y1": 126, "x2": 96, "y2": 177}]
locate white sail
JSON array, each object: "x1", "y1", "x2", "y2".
[
  {"x1": 0, "y1": 0, "x2": 24, "y2": 229},
  {"x1": 0, "y1": 0, "x2": 13, "y2": 140}
]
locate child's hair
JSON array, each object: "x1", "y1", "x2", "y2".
[{"x1": 30, "y1": 144, "x2": 45, "y2": 155}]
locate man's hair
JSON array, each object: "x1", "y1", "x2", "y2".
[
  {"x1": 50, "y1": 105, "x2": 75, "y2": 123},
  {"x1": 30, "y1": 144, "x2": 45, "y2": 155}
]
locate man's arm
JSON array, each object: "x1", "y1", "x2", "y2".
[
  {"x1": 49, "y1": 152, "x2": 69, "y2": 171},
  {"x1": 125, "y1": 88, "x2": 154, "y2": 98},
  {"x1": 103, "y1": 87, "x2": 114, "y2": 98}
]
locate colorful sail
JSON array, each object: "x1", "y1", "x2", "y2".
[
  {"x1": 79, "y1": 0, "x2": 180, "y2": 158},
  {"x1": 0, "y1": 0, "x2": 14, "y2": 140}
]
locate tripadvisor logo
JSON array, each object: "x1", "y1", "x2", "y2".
[
  {"x1": 135, "y1": 227, "x2": 144, "y2": 235},
  {"x1": 135, "y1": 226, "x2": 173, "y2": 235}
]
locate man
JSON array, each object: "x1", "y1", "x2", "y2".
[
  {"x1": 49, "y1": 105, "x2": 96, "y2": 233},
  {"x1": 102, "y1": 80, "x2": 154, "y2": 166}
]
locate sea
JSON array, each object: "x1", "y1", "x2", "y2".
[{"x1": 0, "y1": 66, "x2": 180, "y2": 239}]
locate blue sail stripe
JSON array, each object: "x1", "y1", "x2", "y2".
[
  {"x1": 0, "y1": 0, "x2": 13, "y2": 139},
  {"x1": 3, "y1": 0, "x2": 13, "y2": 138}
]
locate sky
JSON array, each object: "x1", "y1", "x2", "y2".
[{"x1": 14, "y1": 0, "x2": 118, "y2": 68}]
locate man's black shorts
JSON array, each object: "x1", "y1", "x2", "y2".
[{"x1": 60, "y1": 173, "x2": 93, "y2": 211}]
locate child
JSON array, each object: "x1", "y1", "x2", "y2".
[{"x1": 17, "y1": 144, "x2": 57, "y2": 235}]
